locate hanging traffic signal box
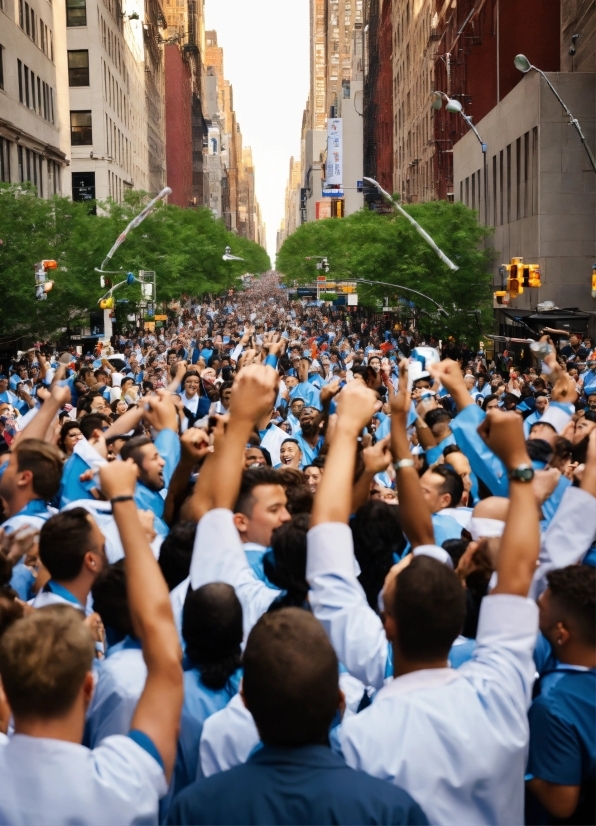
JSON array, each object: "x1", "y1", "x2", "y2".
[
  {"x1": 34, "y1": 260, "x2": 57, "y2": 300},
  {"x1": 99, "y1": 297, "x2": 115, "y2": 310}
]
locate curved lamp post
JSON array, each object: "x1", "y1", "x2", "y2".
[{"x1": 514, "y1": 54, "x2": 596, "y2": 173}]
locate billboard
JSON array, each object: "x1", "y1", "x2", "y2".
[{"x1": 326, "y1": 118, "x2": 343, "y2": 186}]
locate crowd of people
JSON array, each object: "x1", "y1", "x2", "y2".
[{"x1": 0, "y1": 271, "x2": 594, "y2": 825}]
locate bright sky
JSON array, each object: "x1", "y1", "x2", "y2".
[{"x1": 204, "y1": 0, "x2": 309, "y2": 262}]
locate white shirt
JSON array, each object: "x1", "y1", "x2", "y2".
[
  {"x1": 190, "y1": 509, "x2": 279, "y2": 640},
  {"x1": 99, "y1": 646, "x2": 147, "y2": 735},
  {"x1": 307, "y1": 523, "x2": 538, "y2": 825},
  {"x1": 0, "y1": 733, "x2": 166, "y2": 825},
  {"x1": 259, "y1": 424, "x2": 288, "y2": 466}
]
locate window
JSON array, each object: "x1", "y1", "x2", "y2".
[
  {"x1": 0, "y1": 45, "x2": 3, "y2": 91},
  {"x1": 17, "y1": 59, "x2": 23, "y2": 102},
  {"x1": 24, "y1": 65, "x2": 29, "y2": 107},
  {"x1": 68, "y1": 50, "x2": 89, "y2": 85},
  {"x1": 37, "y1": 76, "x2": 41, "y2": 111},
  {"x1": 24, "y1": 2, "x2": 30, "y2": 35},
  {"x1": 506, "y1": 144, "x2": 511, "y2": 223},
  {"x1": 66, "y1": 0, "x2": 86, "y2": 26},
  {"x1": 72, "y1": 171, "x2": 95, "y2": 201},
  {"x1": 70, "y1": 110, "x2": 92, "y2": 144},
  {"x1": 30, "y1": 7, "x2": 36, "y2": 44},
  {"x1": 30, "y1": 70, "x2": 35, "y2": 111},
  {"x1": 0, "y1": 137, "x2": 10, "y2": 182},
  {"x1": 19, "y1": 0, "x2": 23, "y2": 28}
]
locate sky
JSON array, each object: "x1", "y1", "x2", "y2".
[{"x1": 204, "y1": 0, "x2": 309, "y2": 263}]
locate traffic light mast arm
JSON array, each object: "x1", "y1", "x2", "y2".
[{"x1": 355, "y1": 278, "x2": 448, "y2": 316}]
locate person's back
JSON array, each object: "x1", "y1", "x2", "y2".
[{"x1": 167, "y1": 608, "x2": 426, "y2": 826}]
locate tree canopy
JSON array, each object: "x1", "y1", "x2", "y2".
[
  {"x1": 0, "y1": 184, "x2": 270, "y2": 339},
  {"x1": 276, "y1": 201, "x2": 494, "y2": 341}
]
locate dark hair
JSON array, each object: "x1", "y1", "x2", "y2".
[
  {"x1": 571, "y1": 434, "x2": 590, "y2": 465},
  {"x1": 243, "y1": 608, "x2": 339, "y2": 746},
  {"x1": 120, "y1": 435, "x2": 152, "y2": 467},
  {"x1": 79, "y1": 392, "x2": 108, "y2": 416},
  {"x1": 428, "y1": 464, "x2": 464, "y2": 509},
  {"x1": 58, "y1": 420, "x2": 83, "y2": 452},
  {"x1": 79, "y1": 414, "x2": 108, "y2": 440},
  {"x1": 274, "y1": 468, "x2": 313, "y2": 515},
  {"x1": 393, "y1": 556, "x2": 466, "y2": 661},
  {"x1": 0, "y1": 586, "x2": 24, "y2": 638},
  {"x1": 182, "y1": 583, "x2": 243, "y2": 690},
  {"x1": 443, "y1": 444, "x2": 462, "y2": 458},
  {"x1": 264, "y1": 515, "x2": 309, "y2": 609},
  {"x1": 351, "y1": 500, "x2": 406, "y2": 610},
  {"x1": 525, "y1": 438, "x2": 554, "y2": 465},
  {"x1": 39, "y1": 508, "x2": 94, "y2": 581},
  {"x1": 481, "y1": 394, "x2": 499, "y2": 411},
  {"x1": 245, "y1": 444, "x2": 273, "y2": 467},
  {"x1": 424, "y1": 408, "x2": 452, "y2": 428},
  {"x1": 235, "y1": 467, "x2": 284, "y2": 515},
  {"x1": 547, "y1": 565, "x2": 596, "y2": 646},
  {"x1": 14, "y1": 440, "x2": 63, "y2": 501},
  {"x1": 91, "y1": 560, "x2": 134, "y2": 638},
  {"x1": 219, "y1": 380, "x2": 234, "y2": 395},
  {"x1": 158, "y1": 521, "x2": 197, "y2": 591}
]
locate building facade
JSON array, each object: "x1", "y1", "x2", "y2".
[{"x1": 0, "y1": 0, "x2": 69, "y2": 195}]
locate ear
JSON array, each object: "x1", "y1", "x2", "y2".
[
  {"x1": 555, "y1": 621, "x2": 571, "y2": 647},
  {"x1": 337, "y1": 688, "x2": 346, "y2": 719},
  {"x1": 83, "y1": 551, "x2": 98, "y2": 574},
  {"x1": 233, "y1": 512, "x2": 249, "y2": 537},
  {"x1": 16, "y1": 469, "x2": 34, "y2": 490},
  {"x1": 440, "y1": 492, "x2": 452, "y2": 510},
  {"x1": 82, "y1": 671, "x2": 95, "y2": 711}
]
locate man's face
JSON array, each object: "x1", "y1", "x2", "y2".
[
  {"x1": 529, "y1": 422, "x2": 557, "y2": 447},
  {"x1": 587, "y1": 394, "x2": 596, "y2": 412},
  {"x1": 0, "y1": 379, "x2": 7, "y2": 394},
  {"x1": 290, "y1": 399, "x2": 304, "y2": 417},
  {"x1": 138, "y1": 443, "x2": 166, "y2": 491},
  {"x1": 183, "y1": 376, "x2": 200, "y2": 397},
  {"x1": 413, "y1": 379, "x2": 432, "y2": 392},
  {"x1": 235, "y1": 484, "x2": 291, "y2": 546},
  {"x1": 299, "y1": 407, "x2": 317, "y2": 428},
  {"x1": 244, "y1": 447, "x2": 266, "y2": 469},
  {"x1": 569, "y1": 335, "x2": 579, "y2": 347},
  {"x1": 535, "y1": 396, "x2": 549, "y2": 414},
  {"x1": 221, "y1": 387, "x2": 232, "y2": 409},
  {"x1": 573, "y1": 415, "x2": 596, "y2": 444},
  {"x1": 464, "y1": 376, "x2": 475, "y2": 390},
  {"x1": 304, "y1": 466, "x2": 321, "y2": 494},
  {"x1": 419, "y1": 470, "x2": 451, "y2": 513},
  {"x1": 369, "y1": 357, "x2": 380, "y2": 372},
  {"x1": 476, "y1": 376, "x2": 486, "y2": 389},
  {"x1": 0, "y1": 451, "x2": 21, "y2": 501},
  {"x1": 279, "y1": 441, "x2": 302, "y2": 468},
  {"x1": 90, "y1": 396, "x2": 110, "y2": 415}
]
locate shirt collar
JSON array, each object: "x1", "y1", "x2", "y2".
[
  {"x1": 44, "y1": 580, "x2": 85, "y2": 610},
  {"x1": 378, "y1": 667, "x2": 462, "y2": 700}
]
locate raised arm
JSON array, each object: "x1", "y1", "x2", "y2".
[
  {"x1": 163, "y1": 428, "x2": 210, "y2": 526},
  {"x1": 99, "y1": 460, "x2": 183, "y2": 782},
  {"x1": 477, "y1": 410, "x2": 540, "y2": 596},
  {"x1": 15, "y1": 383, "x2": 71, "y2": 444},
  {"x1": 390, "y1": 361, "x2": 435, "y2": 548}
]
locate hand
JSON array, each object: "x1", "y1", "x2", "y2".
[
  {"x1": 137, "y1": 510, "x2": 157, "y2": 544},
  {"x1": 50, "y1": 383, "x2": 72, "y2": 408},
  {"x1": 477, "y1": 409, "x2": 530, "y2": 470},
  {"x1": 532, "y1": 468, "x2": 561, "y2": 504},
  {"x1": 320, "y1": 379, "x2": 341, "y2": 408},
  {"x1": 180, "y1": 427, "x2": 211, "y2": 463},
  {"x1": 0, "y1": 525, "x2": 40, "y2": 565},
  {"x1": 362, "y1": 435, "x2": 392, "y2": 474},
  {"x1": 84, "y1": 612, "x2": 106, "y2": 647},
  {"x1": 550, "y1": 373, "x2": 579, "y2": 405},
  {"x1": 229, "y1": 363, "x2": 279, "y2": 425},
  {"x1": 143, "y1": 390, "x2": 179, "y2": 432},
  {"x1": 99, "y1": 458, "x2": 138, "y2": 499},
  {"x1": 36, "y1": 386, "x2": 50, "y2": 402},
  {"x1": 335, "y1": 380, "x2": 378, "y2": 435},
  {"x1": 427, "y1": 359, "x2": 465, "y2": 395},
  {"x1": 456, "y1": 539, "x2": 495, "y2": 582},
  {"x1": 175, "y1": 360, "x2": 188, "y2": 377},
  {"x1": 390, "y1": 359, "x2": 411, "y2": 421}
]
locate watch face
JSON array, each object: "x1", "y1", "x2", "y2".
[{"x1": 512, "y1": 466, "x2": 534, "y2": 482}]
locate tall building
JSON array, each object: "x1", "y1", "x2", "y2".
[
  {"x1": 162, "y1": 0, "x2": 205, "y2": 207},
  {"x1": 363, "y1": 0, "x2": 393, "y2": 195},
  {"x1": 66, "y1": 0, "x2": 167, "y2": 204},
  {"x1": 0, "y1": 0, "x2": 69, "y2": 195}
]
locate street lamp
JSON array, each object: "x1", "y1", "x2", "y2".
[
  {"x1": 514, "y1": 54, "x2": 596, "y2": 173},
  {"x1": 432, "y1": 91, "x2": 488, "y2": 224},
  {"x1": 223, "y1": 246, "x2": 244, "y2": 262}
]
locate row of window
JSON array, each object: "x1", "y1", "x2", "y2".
[
  {"x1": 17, "y1": 60, "x2": 55, "y2": 125},
  {"x1": 18, "y1": 0, "x2": 54, "y2": 62},
  {"x1": 0, "y1": 137, "x2": 61, "y2": 196},
  {"x1": 0, "y1": 44, "x2": 4, "y2": 91},
  {"x1": 461, "y1": 128, "x2": 539, "y2": 225}
]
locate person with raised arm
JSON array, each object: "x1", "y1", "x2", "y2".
[
  {"x1": 0, "y1": 458, "x2": 183, "y2": 825},
  {"x1": 322, "y1": 407, "x2": 540, "y2": 824}
]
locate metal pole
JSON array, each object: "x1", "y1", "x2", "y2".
[{"x1": 355, "y1": 278, "x2": 448, "y2": 315}]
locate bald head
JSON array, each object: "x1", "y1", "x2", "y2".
[{"x1": 472, "y1": 497, "x2": 509, "y2": 522}]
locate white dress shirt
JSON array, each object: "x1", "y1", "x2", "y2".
[
  {"x1": 308, "y1": 522, "x2": 538, "y2": 825},
  {"x1": 0, "y1": 734, "x2": 166, "y2": 825}
]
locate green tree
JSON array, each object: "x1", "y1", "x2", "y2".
[
  {"x1": 276, "y1": 202, "x2": 494, "y2": 341},
  {"x1": 0, "y1": 184, "x2": 270, "y2": 339}
]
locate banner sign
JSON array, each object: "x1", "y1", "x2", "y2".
[{"x1": 326, "y1": 118, "x2": 343, "y2": 186}]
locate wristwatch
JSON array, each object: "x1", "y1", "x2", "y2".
[
  {"x1": 393, "y1": 458, "x2": 415, "y2": 471},
  {"x1": 507, "y1": 464, "x2": 535, "y2": 483}
]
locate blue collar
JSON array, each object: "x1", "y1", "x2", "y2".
[
  {"x1": 44, "y1": 580, "x2": 85, "y2": 610},
  {"x1": 17, "y1": 499, "x2": 50, "y2": 518}
]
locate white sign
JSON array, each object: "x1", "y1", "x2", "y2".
[
  {"x1": 347, "y1": 294, "x2": 358, "y2": 306},
  {"x1": 326, "y1": 118, "x2": 343, "y2": 186}
]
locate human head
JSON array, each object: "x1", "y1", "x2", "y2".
[
  {"x1": 244, "y1": 445, "x2": 271, "y2": 469},
  {"x1": 58, "y1": 421, "x2": 83, "y2": 456},
  {"x1": 279, "y1": 438, "x2": 303, "y2": 469},
  {"x1": 91, "y1": 559, "x2": 133, "y2": 638},
  {"x1": 289, "y1": 398, "x2": 305, "y2": 418},
  {"x1": 385, "y1": 557, "x2": 466, "y2": 666},
  {"x1": 158, "y1": 521, "x2": 197, "y2": 591},
  {"x1": 528, "y1": 421, "x2": 557, "y2": 447},
  {"x1": 182, "y1": 583, "x2": 243, "y2": 690},
  {"x1": 263, "y1": 514, "x2": 309, "y2": 607},
  {"x1": 534, "y1": 394, "x2": 549, "y2": 415},
  {"x1": 481, "y1": 394, "x2": 500, "y2": 412},
  {"x1": 303, "y1": 464, "x2": 322, "y2": 495},
  {"x1": 0, "y1": 605, "x2": 95, "y2": 723},
  {"x1": 420, "y1": 465, "x2": 464, "y2": 513},
  {"x1": 39, "y1": 508, "x2": 107, "y2": 584},
  {"x1": 233, "y1": 468, "x2": 291, "y2": 546},
  {"x1": 0, "y1": 440, "x2": 63, "y2": 508},
  {"x1": 538, "y1": 565, "x2": 595, "y2": 652},
  {"x1": 120, "y1": 435, "x2": 164, "y2": 492},
  {"x1": 219, "y1": 381, "x2": 233, "y2": 410},
  {"x1": 181, "y1": 372, "x2": 201, "y2": 398},
  {"x1": 351, "y1": 500, "x2": 405, "y2": 611},
  {"x1": 424, "y1": 408, "x2": 452, "y2": 439},
  {"x1": 242, "y1": 608, "x2": 340, "y2": 746}
]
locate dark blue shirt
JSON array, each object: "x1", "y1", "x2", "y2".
[
  {"x1": 166, "y1": 744, "x2": 427, "y2": 825},
  {"x1": 528, "y1": 666, "x2": 596, "y2": 824}
]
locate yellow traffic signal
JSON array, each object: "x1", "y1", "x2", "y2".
[
  {"x1": 592, "y1": 264, "x2": 596, "y2": 298},
  {"x1": 528, "y1": 264, "x2": 541, "y2": 288},
  {"x1": 507, "y1": 257, "x2": 523, "y2": 298},
  {"x1": 99, "y1": 297, "x2": 115, "y2": 310},
  {"x1": 494, "y1": 290, "x2": 508, "y2": 305}
]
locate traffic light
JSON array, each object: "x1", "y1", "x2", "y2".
[
  {"x1": 100, "y1": 275, "x2": 112, "y2": 289},
  {"x1": 527, "y1": 264, "x2": 541, "y2": 288},
  {"x1": 99, "y1": 297, "x2": 115, "y2": 310},
  {"x1": 34, "y1": 260, "x2": 57, "y2": 300},
  {"x1": 494, "y1": 290, "x2": 508, "y2": 305},
  {"x1": 507, "y1": 256, "x2": 524, "y2": 298},
  {"x1": 592, "y1": 263, "x2": 596, "y2": 299}
]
